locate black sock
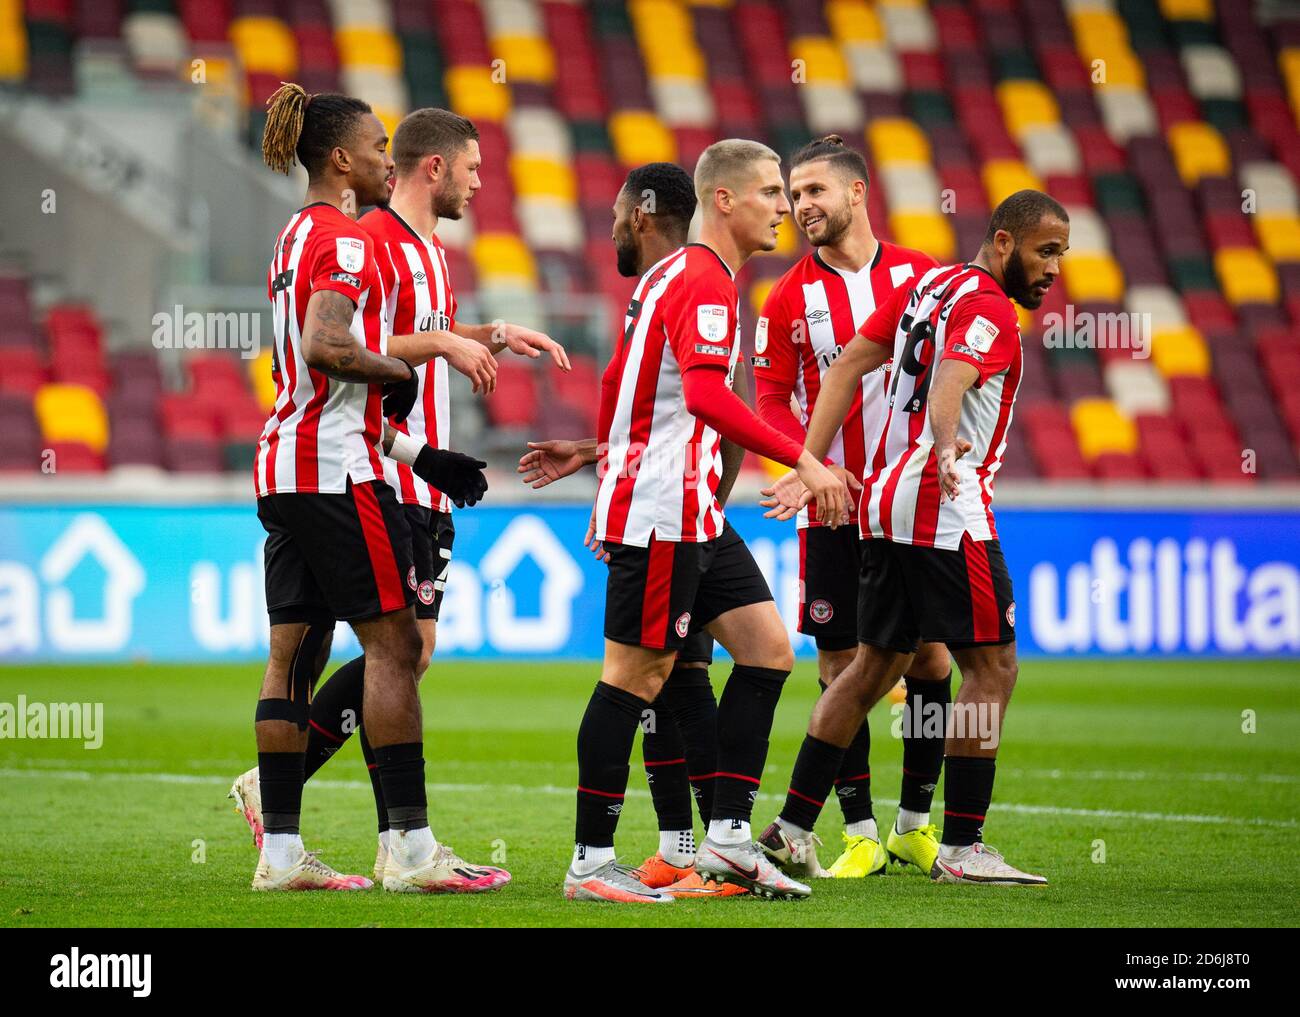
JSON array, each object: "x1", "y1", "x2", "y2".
[
  {"x1": 642, "y1": 697, "x2": 693, "y2": 833},
  {"x1": 822, "y1": 679, "x2": 873, "y2": 824},
  {"x1": 359, "y1": 727, "x2": 387, "y2": 833},
  {"x1": 576, "y1": 682, "x2": 649, "y2": 849},
  {"x1": 941, "y1": 755, "x2": 996, "y2": 847},
  {"x1": 303, "y1": 654, "x2": 366, "y2": 780},
  {"x1": 713, "y1": 664, "x2": 788, "y2": 823},
  {"x1": 372, "y1": 741, "x2": 427, "y2": 831},
  {"x1": 779, "y1": 734, "x2": 844, "y2": 832},
  {"x1": 900, "y1": 671, "x2": 950, "y2": 815},
  {"x1": 659, "y1": 663, "x2": 718, "y2": 825},
  {"x1": 258, "y1": 751, "x2": 305, "y2": 835}
]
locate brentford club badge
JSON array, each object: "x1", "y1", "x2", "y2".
[
  {"x1": 810, "y1": 599, "x2": 833, "y2": 623},
  {"x1": 418, "y1": 580, "x2": 436, "y2": 606},
  {"x1": 407, "y1": 566, "x2": 418, "y2": 591},
  {"x1": 1006, "y1": 602, "x2": 1016, "y2": 627},
  {"x1": 675, "y1": 612, "x2": 691, "y2": 638}
]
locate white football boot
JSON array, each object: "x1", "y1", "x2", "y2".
[
  {"x1": 228, "y1": 767, "x2": 263, "y2": 849},
  {"x1": 696, "y1": 837, "x2": 812, "y2": 899},
  {"x1": 930, "y1": 842, "x2": 1048, "y2": 886},
  {"x1": 564, "y1": 861, "x2": 674, "y2": 903},
  {"x1": 757, "y1": 819, "x2": 829, "y2": 878},
  {"x1": 252, "y1": 850, "x2": 372, "y2": 891},
  {"x1": 383, "y1": 843, "x2": 511, "y2": 893}
]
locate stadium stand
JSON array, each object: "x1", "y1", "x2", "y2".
[{"x1": 2, "y1": 0, "x2": 1299, "y2": 482}]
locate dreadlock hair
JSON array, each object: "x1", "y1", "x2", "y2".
[
  {"x1": 262, "y1": 82, "x2": 373, "y2": 178},
  {"x1": 789, "y1": 134, "x2": 870, "y2": 190}
]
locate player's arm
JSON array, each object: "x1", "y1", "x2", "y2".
[
  {"x1": 301, "y1": 290, "x2": 410, "y2": 384},
  {"x1": 381, "y1": 422, "x2": 488, "y2": 508},
  {"x1": 751, "y1": 292, "x2": 806, "y2": 445},
  {"x1": 453, "y1": 320, "x2": 571, "y2": 372},
  {"x1": 927, "y1": 359, "x2": 978, "y2": 501},
  {"x1": 715, "y1": 364, "x2": 748, "y2": 507},
  {"x1": 386, "y1": 330, "x2": 497, "y2": 394},
  {"x1": 517, "y1": 437, "x2": 598, "y2": 488}
]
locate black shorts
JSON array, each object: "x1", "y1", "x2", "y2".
[
  {"x1": 258, "y1": 479, "x2": 415, "y2": 625},
  {"x1": 857, "y1": 535, "x2": 1016, "y2": 654},
  {"x1": 676, "y1": 630, "x2": 714, "y2": 666},
  {"x1": 604, "y1": 521, "x2": 773, "y2": 652},
  {"x1": 798, "y1": 525, "x2": 861, "y2": 652},
  {"x1": 404, "y1": 505, "x2": 455, "y2": 621}
]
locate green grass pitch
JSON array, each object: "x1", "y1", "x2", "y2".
[{"x1": 1, "y1": 659, "x2": 1296, "y2": 928}]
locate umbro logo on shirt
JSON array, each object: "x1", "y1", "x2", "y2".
[{"x1": 413, "y1": 270, "x2": 426, "y2": 283}]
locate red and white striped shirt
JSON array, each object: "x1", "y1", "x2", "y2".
[
  {"x1": 254, "y1": 202, "x2": 386, "y2": 497},
  {"x1": 857, "y1": 263, "x2": 1022, "y2": 550},
  {"x1": 753, "y1": 241, "x2": 937, "y2": 528},
  {"x1": 594, "y1": 244, "x2": 743, "y2": 546},
  {"x1": 360, "y1": 206, "x2": 456, "y2": 511}
]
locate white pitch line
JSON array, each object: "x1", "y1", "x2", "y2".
[{"x1": 2, "y1": 766, "x2": 1296, "y2": 830}]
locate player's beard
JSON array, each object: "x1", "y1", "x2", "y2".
[
  {"x1": 433, "y1": 180, "x2": 466, "y2": 220},
  {"x1": 806, "y1": 200, "x2": 852, "y2": 248},
  {"x1": 615, "y1": 231, "x2": 640, "y2": 277},
  {"x1": 1003, "y1": 245, "x2": 1042, "y2": 308}
]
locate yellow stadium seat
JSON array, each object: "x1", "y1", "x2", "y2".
[
  {"x1": 867, "y1": 118, "x2": 931, "y2": 166},
  {"x1": 1071, "y1": 399, "x2": 1137, "y2": 460},
  {"x1": 1214, "y1": 248, "x2": 1280, "y2": 305},
  {"x1": 826, "y1": 0, "x2": 883, "y2": 43},
  {"x1": 641, "y1": 44, "x2": 706, "y2": 81},
  {"x1": 609, "y1": 110, "x2": 677, "y2": 166},
  {"x1": 888, "y1": 212, "x2": 956, "y2": 263},
  {"x1": 631, "y1": 0, "x2": 706, "y2": 80},
  {"x1": 1159, "y1": 0, "x2": 1213, "y2": 20},
  {"x1": 1150, "y1": 326, "x2": 1211, "y2": 378},
  {"x1": 1095, "y1": 50, "x2": 1146, "y2": 88},
  {"x1": 335, "y1": 27, "x2": 401, "y2": 72},
  {"x1": 35, "y1": 384, "x2": 109, "y2": 455},
  {"x1": 1062, "y1": 252, "x2": 1125, "y2": 304},
  {"x1": 750, "y1": 278, "x2": 776, "y2": 316},
  {"x1": 1071, "y1": 10, "x2": 1130, "y2": 56},
  {"x1": 510, "y1": 155, "x2": 577, "y2": 203},
  {"x1": 1167, "y1": 122, "x2": 1230, "y2": 185},
  {"x1": 249, "y1": 351, "x2": 276, "y2": 412},
  {"x1": 982, "y1": 160, "x2": 1044, "y2": 207},
  {"x1": 229, "y1": 16, "x2": 297, "y2": 77},
  {"x1": 997, "y1": 81, "x2": 1061, "y2": 138},
  {"x1": 789, "y1": 36, "x2": 850, "y2": 84},
  {"x1": 0, "y1": 10, "x2": 26, "y2": 81},
  {"x1": 445, "y1": 65, "x2": 511, "y2": 122},
  {"x1": 493, "y1": 35, "x2": 556, "y2": 84},
  {"x1": 1255, "y1": 214, "x2": 1300, "y2": 262},
  {"x1": 472, "y1": 233, "x2": 537, "y2": 285},
  {"x1": 771, "y1": 216, "x2": 799, "y2": 256}
]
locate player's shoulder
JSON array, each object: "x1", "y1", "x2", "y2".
[
  {"x1": 878, "y1": 240, "x2": 940, "y2": 274},
  {"x1": 679, "y1": 243, "x2": 734, "y2": 287},
  {"x1": 759, "y1": 251, "x2": 817, "y2": 311},
  {"x1": 951, "y1": 267, "x2": 1019, "y2": 328}
]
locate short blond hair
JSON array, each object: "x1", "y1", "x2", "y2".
[{"x1": 694, "y1": 138, "x2": 781, "y2": 204}]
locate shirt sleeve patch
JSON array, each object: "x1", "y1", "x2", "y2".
[
  {"x1": 697, "y1": 304, "x2": 729, "y2": 341},
  {"x1": 695, "y1": 342, "x2": 731, "y2": 357},
  {"x1": 329, "y1": 271, "x2": 362, "y2": 287},
  {"x1": 964, "y1": 314, "x2": 999, "y2": 353},
  {"x1": 751, "y1": 355, "x2": 772, "y2": 368},
  {"x1": 949, "y1": 342, "x2": 985, "y2": 362},
  {"x1": 754, "y1": 315, "x2": 769, "y2": 354},
  {"x1": 335, "y1": 237, "x2": 366, "y2": 273}
]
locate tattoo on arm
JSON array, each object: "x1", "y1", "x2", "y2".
[{"x1": 303, "y1": 290, "x2": 406, "y2": 383}]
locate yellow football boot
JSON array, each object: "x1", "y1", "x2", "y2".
[
  {"x1": 825, "y1": 830, "x2": 888, "y2": 877},
  {"x1": 886, "y1": 822, "x2": 940, "y2": 874}
]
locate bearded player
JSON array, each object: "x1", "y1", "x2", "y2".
[
  {"x1": 749, "y1": 136, "x2": 953, "y2": 880},
  {"x1": 760, "y1": 190, "x2": 1069, "y2": 885}
]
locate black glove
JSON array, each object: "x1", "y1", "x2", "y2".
[
  {"x1": 382, "y1": 358, "x2": 418, "y2": 423},
  {"x1": 412, "y1": 447, "x2": 489, "y2": 508}
]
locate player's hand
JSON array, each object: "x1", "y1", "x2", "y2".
[
  {"x1": 442, "y1": 334, "x2": 498, "y2": 394},
  {"x1": 795, "y1": 451, "x2": 852, "y2": 529},
  {"x1": 760, "y1": 469, "x2": 809, "y2": 521},
  {"x1": 938, "y1": 438, "x2": 973, "y2": 501},
  {"x1": 411, "y1": 447, "x2": 489, "y2": 508},
  {"x1": 585, "y1": 508, "x2": 609, "y2": 563},
  {"x1": 382, "y1": 358, "x2": 419, "y2": 423},
  {"x1": 518, "y1": 439, "x2": 585, "y2": 489},
  {"x1": 499, "y1": 322, "x2": 571, "y2": 372}
]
